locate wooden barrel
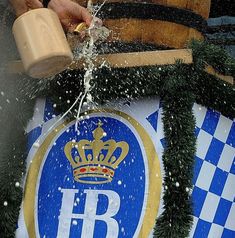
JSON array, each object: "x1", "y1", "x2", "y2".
[{"x1": 78, "y1": 0, "x2": 211, "y2": 49}]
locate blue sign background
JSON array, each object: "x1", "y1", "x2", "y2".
[{"x1": 38, "y1": 116, "x2": 146, "y2": 238}]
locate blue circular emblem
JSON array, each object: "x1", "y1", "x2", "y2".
[
  {"x1": 23, "y1": 110, "x2": 161, "y2": 238},
  {"x1": 38, "y1": 116, "x2": 145, "y2": 238}
]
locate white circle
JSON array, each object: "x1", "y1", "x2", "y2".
[{"x1": 15, "y1": 182, "x2": 20, "y2": 187}]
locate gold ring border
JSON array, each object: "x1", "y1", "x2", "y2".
[{"x1": 23, "y1": 109, "x2": 162, "y2": 238}]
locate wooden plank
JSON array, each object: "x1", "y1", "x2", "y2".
[
  {"x1": 7, "y1": 49, "x2": 193, "y2": 74},
  {"x1": 6, "y1": 49, "x2": 233, "y2": 85},
  {"x1": 96, "y1": 49, "x2": 193, "y2": 68},
  {"x1": 6, "y1": 60, "x2": 24, "y2": 75},
  {"x1": 205, "y1": 65, "x2": 234, "y2": 85}
]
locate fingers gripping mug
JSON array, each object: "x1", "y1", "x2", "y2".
[{"x1": 12, "y1": 8, "x2": 73, "y2": 78}]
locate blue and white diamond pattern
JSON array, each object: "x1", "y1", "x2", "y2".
[{"x1": 24, "y1": 98, "x2": 235, "y2": 238}]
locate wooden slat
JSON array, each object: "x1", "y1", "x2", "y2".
[
  {"x1": 6, "y1": 49, "x2": 233, "y2": 85},
  {"x1": 70, "y1": 49, "x2": 193, "y2": 69},
  {"x1": 7, "y1": 60, "x2": 25, "y2": 75},
  {"x1": 205, "y1": 65, "x2": 234, "y2": 85},
  {"x1": 7, "y1": 49, "x2": 193, "y2": 74}
]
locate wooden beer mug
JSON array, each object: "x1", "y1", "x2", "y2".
[{"x1": 12, "y1": 8, "x2": 73, "y2": 78}]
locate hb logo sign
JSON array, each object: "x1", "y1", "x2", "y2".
[{"x1": 22, "y1": 111, "x2": 161, "y2": 238}]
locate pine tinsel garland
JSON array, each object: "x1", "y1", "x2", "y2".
[
  {"x1": 154, "y1": 64, "x2": 196, "y2": 237},
  {"x1": 0, "y1": 40, "x2": 234, "y2": 238}
]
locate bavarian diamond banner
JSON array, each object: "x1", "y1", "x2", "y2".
[{"x1": 16, "y1": 97, "x2": 235, "y2": 238}]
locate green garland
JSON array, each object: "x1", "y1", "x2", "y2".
[
  {"x1": 0, "y1": 40, "x2": 234, "y2": 238},
  {"x1": 153, "y1": 64, "x2": 196, "y2": 238}
]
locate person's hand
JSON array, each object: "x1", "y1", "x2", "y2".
[
  {"x1": 9, "y1": 0, "x2": 43, "y2": 17},
  {"x1": 48, "y1": 0, "x2": 93, "y2": 32}
]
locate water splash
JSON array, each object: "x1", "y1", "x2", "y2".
[
  {"x1": 47, "y1": 0, "x2": 110, "y2": 133},
  {"x1": 74, "y1": 0, "x2": 109, "y2": 131}
]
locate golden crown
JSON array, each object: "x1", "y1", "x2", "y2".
[{"x1": 64, "y1": 122, "x2": 129, "y2": 184}]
